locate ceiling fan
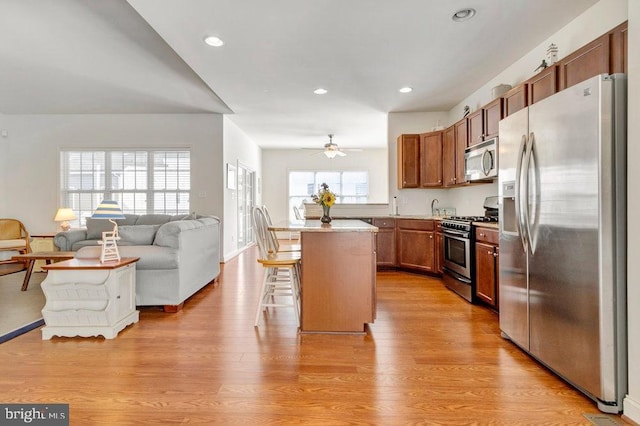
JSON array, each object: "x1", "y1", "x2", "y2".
[{"x1": 307, "y1": 134, "x2": 362, "y2": 158}]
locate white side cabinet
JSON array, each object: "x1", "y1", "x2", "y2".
[{"x1": 41, "y1": 257, "x2": 140, "y2": 340}]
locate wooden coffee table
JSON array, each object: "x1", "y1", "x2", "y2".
[{"x1": 11, "y1": 251, "x2": 75, "y2": 291}]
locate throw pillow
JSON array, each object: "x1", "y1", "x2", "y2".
[
  {"x1": 118, "y1": 225, "x2": 161, "y2": 246},
  {"x1": 86, "y1": 218, "x2": 117, "y2": 240}
]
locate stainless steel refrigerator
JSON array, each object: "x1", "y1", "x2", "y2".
[{"x1": 498, "y1": 74, "x2": 627, "y2": 413}]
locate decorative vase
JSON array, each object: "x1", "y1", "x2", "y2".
[{"x1": 320, "y1": 205, "x2": 332, "y2": 224}]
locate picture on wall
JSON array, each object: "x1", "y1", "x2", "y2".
[{"x1": 226, "y1": 163, "x2": 236, "y2": 190}]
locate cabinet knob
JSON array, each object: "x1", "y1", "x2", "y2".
[
  {"x1": 494, "y1": 252, "x2": 498, "y2": 257},
  {"x1": 430, "y1": 235, "x2": 433, "y2": 239},
  {"x1": 479, "y1": 232, "x2": 485, "y2": 237}
]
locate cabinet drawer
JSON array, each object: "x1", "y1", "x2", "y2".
[
  {"x1": 475, "y1": 227, "x2": 498, "y2": 244},
  {"x1": 397, "y1": 219, "x2": 434, "y2": 231},
  {"x1": 373, "y1": 218, "x2": 396, "y2": 228}
]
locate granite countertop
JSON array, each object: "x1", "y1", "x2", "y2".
[
  {"x1": 269, "y1": 219, "x2": 378, "y2": 233},
  {"x1": 473, "y1": 222, "x2": 499, "y2": 229}
]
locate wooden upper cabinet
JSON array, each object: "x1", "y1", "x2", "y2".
[
  {"x1": 527, "y1": 65, "x2": 558, "y2": 105},
  {"x1": 454, "y1": 118, "x2": 468, "y2": 186},
  {"x1": 397, "y1": 134, "x2": 420, "y2": 189},
  {"x1": 611, "y1": 21, "x2": 628, "y2": 74},
  {"x1": 468, "y1": 98, "x2": 503, "y2": 146},
  {"x1": 503, "y1": 84, "x2": 528, "y2": 118},
  {"x1": 559, "y1": 33, "x2": 610, "y2": 91},
  {"x1": 467, "y1": 110, "x2": 484, "y2": 147},
  {"x1": 483, "y1": 98, "x2": 503, "y2": 140},
  {"x1": 420, "y1": 131, "x2": 443, "y2": 187},
  {"x1": 442, "y1": 126, "x2": 456, "y2": 187}
]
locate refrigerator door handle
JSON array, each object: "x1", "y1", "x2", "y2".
[
  {"x1": 521, "y1": 132, "x2": 535, "y2": 254},
  {"x1": 515, "y1": 134, "x2": 528, "y2": 252},
  {"x1": 525, "y1": 132, "x2": 539, "y2": 254}
]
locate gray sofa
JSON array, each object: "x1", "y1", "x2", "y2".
[{"x1": 54, "y1": 214, "x2": 221, "y2": 312}]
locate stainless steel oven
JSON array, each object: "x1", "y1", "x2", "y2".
[
  {"x1": 441, "y1": 220, "x2": 474, "y2": 302},
  {"x1": 442, "y1": 227, "x2": 471, "y2": 278}
]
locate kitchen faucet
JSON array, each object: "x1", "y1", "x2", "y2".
[{"x1": 431, "y1": 198, "x2": 439, "y2": 216}]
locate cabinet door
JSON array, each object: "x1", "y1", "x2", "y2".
[
  {"x1": 503, "y1": 84, "x2": 528, "y2": 117},
  {"x1": 467, "y1": 109, "x2": 484, "y2": 146},
  {"x1": 374, "y1": 218, "x2": 396, "y2": 267},
  {"x1": 435, "y1": 231, "x2": 443, "y2": 274},
  {"x1": 611, "y1": 21, "x2": 628, "y2": 74},
  {"x1": 397, "y1": 229, "x2": 435, "y2": 272},
  {"x1": 397, "y1": 134, "x2": 420, "y2": 188},
  {"x1": 483, "y1": 98, "x2": 503, "y2": 140},
  {"x1": 527, "y1": 65, "x2": 558, "y2": 105},
  {"x1": 559, "y1": 33, "x2": 610, "y2": 90},
  {"x1": 475, "y1": 242, "x2": 497, "y2": 308},
  {"x1": 420, "y1": 131, "x2": 443, "y2": 187},
  {"x1": 454, "y1": 119, "x2": 468, "y2": 186},
  {"x1": 442, "y1": 126, "x2": 456, "y2": 187}
]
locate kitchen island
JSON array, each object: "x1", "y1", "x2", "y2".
[{"x1": 269, "y1": 220, "x2": 378, "y2": 334}]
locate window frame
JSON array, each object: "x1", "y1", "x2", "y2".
[{"x1": 59, "y1": 148, "x2": 191, "y2": 227}]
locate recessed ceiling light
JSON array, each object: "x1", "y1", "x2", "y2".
[
  {"x1": 452, "y1": 8, "x2": 476, "y2": 22},
  {"x1": 314, "y1": 88, "x2": 328, "y2": 95},
  {"x1": 399, "y1": 87, "x2": 413, "y2": 93},
  {"x1": 203, "y1": 36, "x2": 224, "y2": 47}
]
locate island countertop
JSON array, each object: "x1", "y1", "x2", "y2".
[{"x1": 269, "y1": 219, "x2": 378, "y2": 233}]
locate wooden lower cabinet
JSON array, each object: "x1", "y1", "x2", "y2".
[
  {"x1": 435, "y1": 225, "x2": 443, "y2": 274},
  {"x1": 475, "y1": 227, "x2": 499, "y2": 310},
  {"x1": 396, "y1": 219, "x2": 435, "y2": 273},
  {"x1": 374, "y1": 218, "x2": 396, "y2": 267}
]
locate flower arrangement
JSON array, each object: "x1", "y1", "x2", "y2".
[
  {"x1": 312, "y1": 183, "x2": 336, "y2": 223},
  {"x1": 312, "y1": 183, "x2": 336, "y2": 207}
]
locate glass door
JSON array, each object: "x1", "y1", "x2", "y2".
[{"x1": 237, "y1": 163, "x2": 255, "y2": 249}]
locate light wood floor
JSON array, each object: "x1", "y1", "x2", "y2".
[{"x1": 0, "y1": 246, "x2": 628, "y2": 425}]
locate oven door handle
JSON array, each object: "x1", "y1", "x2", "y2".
[{"x1": 442, "y1": 229, "x2": 469, "y2": 238}]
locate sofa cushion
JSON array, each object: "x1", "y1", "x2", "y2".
[
  {"x1": 85, "y1": 214, "x2": 138, "y2": 239},
  {"x1": 135, "y1": 214, "x2": 172, "y2": 226},
  {"x1": 119, "y1": 225, "x2": 160, "y2": 245},
  {"x1": 75, "y1": 245, "x2": 179, "y2": 270},
  {"x1": 71, "y1": 239, "x2": 102, "y2": 251},
  {"x1": 154, "y1": 220, "x2": 200, "y2": 248}
]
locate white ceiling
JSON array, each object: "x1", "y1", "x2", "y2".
[{"x1": 1, "y1": 0, "x2": 598, "y2": 149}]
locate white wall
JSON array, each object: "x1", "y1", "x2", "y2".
[
  {"x1": 624, "y1": 0, "x2": 640, "y2": 421},
  {"x1": 0, "y1": 114, "x2": 6, "y2": 211},
  {"x1": 0, "y1": 114, "x2": 223, "y2": 234},
  {"x1": 449, "y1": 0, "x2": 629, "y2": 122},
  {"x1": 222, "y1": 116, "x2": 262, "y2": 261},
  {"x1": 262, "y1": 148, "x2": 388, "y2": 223}
]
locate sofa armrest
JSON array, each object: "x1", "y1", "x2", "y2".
[{"x1": 54, "y1": 229, "x2": 87, "y2": 251}]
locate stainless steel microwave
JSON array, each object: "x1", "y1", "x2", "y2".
[{"x1": 464, "y1": 137, "x2": 498, "y2": 181}]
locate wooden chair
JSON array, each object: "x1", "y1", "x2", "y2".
[
  {"x1": 261, "y1": 205, "x2": 301, "y2": 252},
  {"x1": 252, "y1": 207, "x2": 301, "y2": 327},
  {"x1": 0, "y1": 218, "x2": 31, "y2": 267}
]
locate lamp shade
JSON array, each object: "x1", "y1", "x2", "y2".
[
  {"x1": 54, "y1": 208, "x2": 76, "y2": 222},
  {"x1": 92, "y1": 200, "x2": 125, "y2": 220}
]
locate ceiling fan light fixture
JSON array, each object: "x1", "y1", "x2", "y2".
[
  {"x1": 399, "y1": 87, "x2": 413, "y2": 93},
  {"x1": 452, "y1": 8, "x2": 476, "y2": 22},
  {"x1": 203, "y1": 36, "x2": 224, "y2": 47},
  {"x1": 324, "y1": 150, "x2": 338, "y2": 159},
  {"x1": 314, "y1": 88, "x2": 328, "y2": 95}
]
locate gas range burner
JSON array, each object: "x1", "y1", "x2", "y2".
[{"x1": 447, "y1": 216, "x2": 498, "y2": 223}]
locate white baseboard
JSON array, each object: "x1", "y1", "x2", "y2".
[{"x1": 624, "y1": 394, "x2": 640, "y2": 424}]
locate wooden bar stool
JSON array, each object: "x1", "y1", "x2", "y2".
[{"x1": 252, "y1": 207, "x2": 301, "y2": 327}]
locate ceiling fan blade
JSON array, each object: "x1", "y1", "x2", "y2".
[{"x1": 335, "y1": 150, "x2": 347, "y2": 157}]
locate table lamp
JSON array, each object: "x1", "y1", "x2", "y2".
[
  {"x1": 54, "y1": 208, "x2": 77, "y2": 231},
  {"x1": 91, "y1": 200, "x2": 126, "y2": 263}
]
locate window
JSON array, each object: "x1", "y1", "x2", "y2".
[
  {"x1": 60, "y1": 149, "x2": 190, "y2": 226},
  {"x1": 288, "y1": 171, "x2": 368, "y2": 220}
]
